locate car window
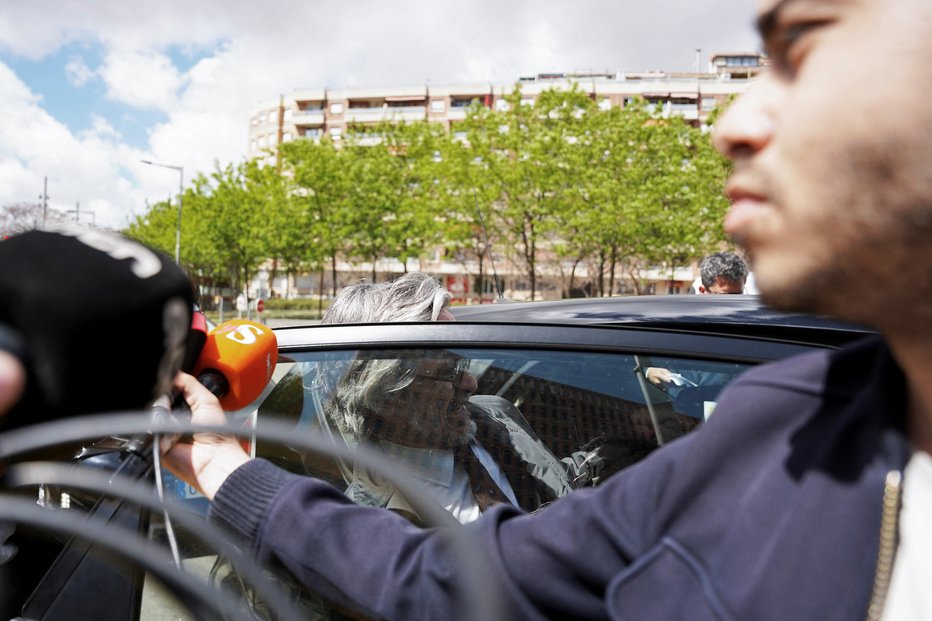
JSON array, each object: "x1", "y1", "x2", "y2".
[
  {"x1": 253, "y1": 346, "x2": 752, "y2": 516},
  {"x1": 143, "y1": 344, "x2": 753, "y2": 619}
]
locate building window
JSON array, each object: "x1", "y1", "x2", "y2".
[
  {"x1": 452, "y1": 96, "x2": 483, "y2": 109},
  {"x1": 330, "y1": 103, "x2": 344, "y2": 115},
  {"x1": 284, "y1": 109, "x2": 293, "y2": 120},
  {"x1": 283, "y1": 132, "x2": 292, "y2": 142},
  {"x1": 267, "y1": 111, "x2": 276, "y2": 123},
  {"x1": 430, "y1": 99, "x2": 446, "y2": 113},
  {"x1": 495, "y1": 99, "x2": 510, "y2": 112}
]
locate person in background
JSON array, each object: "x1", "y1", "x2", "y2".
[{"x1": 688, "y1": 251, "x2": 749, "y2": 294}]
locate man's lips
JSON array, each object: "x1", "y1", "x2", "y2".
[
  {"x1": 723, "y1": 183, "x2": 770, "y2": 240},
  {"x1": 724, "y1": 198, "x2": 769, "y2": 236}
]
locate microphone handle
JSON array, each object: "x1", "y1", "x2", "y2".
[{"x1": 196, "y1": 369, "x2": 230, "y2": 400}]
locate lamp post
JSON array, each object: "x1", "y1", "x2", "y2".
[{"x1": 140, "y1": 159, "x2": 184, "y2": 264}]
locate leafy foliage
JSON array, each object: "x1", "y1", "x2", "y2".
[{"x1": 121, "y1": 90, "x2": 734, "y2": 299}]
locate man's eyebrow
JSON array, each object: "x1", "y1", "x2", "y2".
[{"x1": 756, "y1": 0, "x2": 795, "y2": 41}]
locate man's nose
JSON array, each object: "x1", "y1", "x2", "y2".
[{"x1": 712, "y1": 78, "x2": 776, "y2": 160}]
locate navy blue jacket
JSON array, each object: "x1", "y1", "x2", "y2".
[{"x1": 210, "y1": 336, "x2": 908, "y2": 620}]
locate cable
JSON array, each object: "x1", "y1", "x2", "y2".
[{"x1": 150, "y1": 394, "x2": 183, "y2": 569}]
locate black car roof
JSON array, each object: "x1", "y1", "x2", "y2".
[{"x1": 451, "y1": 295, "x2": 874, "y2": 347}]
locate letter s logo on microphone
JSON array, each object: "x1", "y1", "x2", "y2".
[
  {"x1": 194, "y1": 319, "x2": 278, "y2": 410},
  {"x1": 224, "y1": 323, "x2": 264, "y2": 346}
]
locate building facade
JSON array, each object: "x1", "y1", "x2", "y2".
[
  {"x1": 248, "y1": 52, "x2": 766, "y2": 162},
  {"x1": 245, "y1": 52, "x2": 765, "y2": 302}
]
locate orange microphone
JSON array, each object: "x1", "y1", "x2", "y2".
[{"x1": 192, "y1": 319, "x2": 278, "y2": 411}]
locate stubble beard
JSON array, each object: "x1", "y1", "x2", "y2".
[{"x1": 755, "y1": 150, "x2": 932, "y2": 333}]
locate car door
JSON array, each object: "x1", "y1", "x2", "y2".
[{"x1": 255, "y1": 321, "x2": 821, "y2": 507}]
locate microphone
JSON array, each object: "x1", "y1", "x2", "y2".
[
  {"x1": 191, "y1": 319, "x2": 278, "y2": 411},
  {"x1": 0, "y1": 225, "x2": 194, "y2": 430}
]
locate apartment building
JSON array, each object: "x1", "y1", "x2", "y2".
[
  {"x1": 245, "y1": 52, "x2": 765, "y2": 301},
  {"x1": 247, "y1": 52, "x2": 766, "y2": 161}
]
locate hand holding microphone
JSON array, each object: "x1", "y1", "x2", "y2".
[
  {"x1": 164, "y1": 372, "x2": 252, "y2": 501},
  {"x1": 162, "y1": 319, "x2": 278, "y2": 499},
  {"x1": 192, "y1": 319, "x2": 278, "y2": 411}
]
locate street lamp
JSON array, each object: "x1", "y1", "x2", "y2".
[{"x1": 141, "y1": 159, "x2": 184, "y2": 264}]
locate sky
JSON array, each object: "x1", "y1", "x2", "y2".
[{"x1": 0, "y1": 1, "x2": 759, "y2": 230}]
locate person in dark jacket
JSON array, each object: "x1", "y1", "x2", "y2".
[{"x1": 165, "y1": 0, "x2": 932, "y2": 617}]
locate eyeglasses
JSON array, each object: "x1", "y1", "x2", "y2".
[{"x1": 415, "y1": 358, "x2": 470, "y2": 385}]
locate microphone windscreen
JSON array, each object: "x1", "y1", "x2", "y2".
[
  {"x1": 193, "y1": 319, "x2": 277, "y2": 411},
  {"x1": 0, "y1": 225, "x2": 194, "y2": 429}
]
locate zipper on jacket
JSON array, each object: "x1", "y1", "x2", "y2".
[{"x1": 865, "y1": 469, "x2": 902, "y2": 621}]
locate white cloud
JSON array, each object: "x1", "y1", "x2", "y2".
[
  {"x1": 0, "y1": 62, "x2": 159, "y2": 229},
  {"x1": 99, "y1": 49, "x2": 185, "y2": 111},
  {"x1": 85, "y1": 114, "x2": 122, "y2": 140},
  {"x1": 65, "y1": 57, "x2": 95, "y2": 87}
]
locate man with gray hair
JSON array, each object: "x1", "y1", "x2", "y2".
[
  {"x1": 317, "y1": 272, "x2": 566, "y2": 524},
  {"x1": 696, "y1": 251, "x2": 749, "y2": 294},
  {"x1": 321, "y1": 272, "x2": 455, "y2": 325}
]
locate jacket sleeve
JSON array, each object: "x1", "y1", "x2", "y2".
[{"x1": 209, "y1": 433, "x2": 683, "y2": 621}]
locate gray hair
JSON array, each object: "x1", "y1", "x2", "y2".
[
  {"x1": 321, "y1": 273, "x2": 452, "y2": 439},
  {"x1": 322, "y1": 272, "x2": 451, "y2": 324},
  {"x1": 699, "y1": 252, "x2": 749, "y2": 289}
]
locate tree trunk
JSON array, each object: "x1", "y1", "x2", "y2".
[
  {"x1": 608, "y1": 245, "x2": 618, "y2": 296},
  {"x1": 477, "y1": 241, "x2": 485, "y2": 304},
  {"x1": 596, "y1": 249, "x2": 606, "y2": 297},
  {"x1": 318, "y1": 264, "x2": 325, "y2": 317}
]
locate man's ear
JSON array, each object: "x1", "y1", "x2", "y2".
[{"x1": 698, "y1": 286, "x2": 708, "y2": 294}]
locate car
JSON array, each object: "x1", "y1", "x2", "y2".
[
  {"x1": 1, "y1": 295, "x2": 874, "y2": 620},
  {"x1": 257, "y1": 294, "x2": 871, "y2": 476}
]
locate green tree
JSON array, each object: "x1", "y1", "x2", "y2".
[
  {"x1": 462, "y1": 86, "x2": 596, "y2": 299},
  {"x1": 186, "y1": 161, "x2": 272, "y2": 295},
  {"x1": 280, "y1": 137, "x2": 354, "y2": 299}
]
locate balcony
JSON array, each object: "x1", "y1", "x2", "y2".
[
  {"x1": 292, "y1": 111, "x2": 325, "y2": 125},
  {"x1": 346, "y1": 106, "x2": 427, "y2": 123}
]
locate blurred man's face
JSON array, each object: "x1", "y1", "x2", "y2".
[
  {"x1": 377, "y1": 356, "x2": 478, "y2": 449},
  {"x1": 713, "y1": 0, "x2": 932, "y2": 329}
]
